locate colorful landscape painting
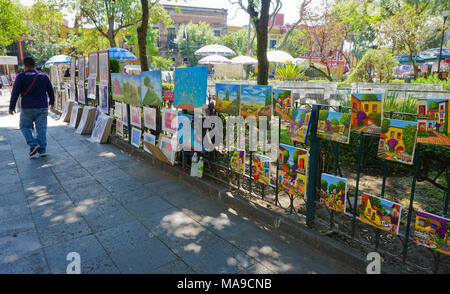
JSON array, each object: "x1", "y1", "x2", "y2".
[
  {"x1": 278, "y1": 144, "x2": 308, "y2": 199},
  {"x1": 123, "y1": 74, "x2": 141, "y2": 106},
  {"x1": 273, "y1": 89, "x2": 292, "y2": 121},
  {"x1": 417, "y1": 98, "x2": 450, "y2": 146},
  {"x1": 140, "y1": 70, "x2": 162, "y2": 107},
  {"x1": 252, "y1": 153, "x2": 271, "y2": 185},
  {"x1": 288, "y1": 108, "x2": 311, "y2": 144},
  {"x1": 359, "y1": 193, "x2": 402, "y2": 235},
  {"x1": 320, "y1": 173, "x2": 347, "y2": 213},
  {"x1": 350, "y1": 93, "x2": 383, "y2": 134},
  {"x1": 215, "y1": 83, "x2": 240, "y2": 115},
  {"x1": 317, "y1": 110, "x2": 351, "y2": 144},
  {"x1": 230, "y1": 148, "x2": 245, "y2": 175},
  {"x1": 111, "y1": 73, "x2": 124, "y2": 102},
  {"x1": 378, "y1": 118, "x2": 418, "y2": 165},
  {"x1": 240, "y1": 85, "x2": 272, "y2": 118},
  {"x1": 414, "y1": 211, "x2": 450, "y2": 256},
  {"x1": 174, "y1": 66, "x2": 208, "y2": 111}
]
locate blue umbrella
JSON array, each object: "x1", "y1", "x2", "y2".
[
  {"x1": 108, "y1": 47, "x2": 137, "y2": 61},
  {"x1": 45, "y1": 55, "x2": 71, "y2": 66}
]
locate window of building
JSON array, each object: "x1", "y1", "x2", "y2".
[
  {"x1": 364, "y1": 104, "x2": 369, "y2": 112},
  {"x1": 269, "y1": 39, "x2": 277, "y2": 49},
  {"x1": 214, "y1": 30, "x2": 221, "y2": 37},
  {"x1": 372, "y1": 104, "x2": 377, "y2": 113}
]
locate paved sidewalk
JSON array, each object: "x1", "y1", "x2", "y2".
[{"x1": 0, "y1": 93, "x2": 353, "y2": 274}]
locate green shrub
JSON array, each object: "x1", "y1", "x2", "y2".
[
  {"x1": 162, "y1": 83, "x2": 174, "y2": 91},
  {"x1": 110, "y1": 58, "x2": 121, "y2": 73},
  {"x1": 274, "y1": 64, "x2": 304, "y2": 81}
]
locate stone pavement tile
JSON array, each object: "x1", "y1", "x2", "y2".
[
  {"x1": 108, "y1": 185, "x2": 156, "y2": 205},
  {"x1": 95, "y1": 221, "x2": 153, "y2": 254},
  {"x1": 36, "y1": 219, "x2": 93, "y2": 247},
  {"x1": 237, "y1": 263, "x2": 275, "y2": 274},
  {"x1": 150, "y1": 259, "x2": 196, "y2": 274},
  {"x1": 81, "y1": 205, "x2": 136, "y2": 233},
  {"x1": 0, "y1": 214, "x2": 35, "y2": 238},
  {"x1": 91, "y1": 169, "x2": 134, "y2": 186},
  {"x1": 0, "y1": 182, "x2": 23, "y2": 197},
  {"x1": 32, "y1": 200, "x2": 83, "y2": 229},
  {"x1": 0, "y1": 229, "x2": 42, "y2": 263},
  {"x1": 0, "y1": 166, "x2": 19, "y2": 177},
  {"x1": 0, "y1": 202, "x2": 31, "y2": 221},
  {"x1": 0, "y1": 249, "x2": 49, "y2": 274},
  {"x1": 18, "y1": 167, "x2": 55, "y2": 181},
  {"x1": 59, "y1": 176, "x2": 100, "y2": 191},
  {"x1": 43, "y1": 234, "x2": 117, "y2": 274},
  {"x1": 124, "y1": 196, "x2": 175, "y2": 220},
  {"x1": 79, "y1": 159, "x2": 118, "y2": 175},
  {"x1": 182, "y1": 235, "x2": 255, "y2": 274},
  {"x1": 53, "y1": 167, "x2": 90, "y2": 183},
  {"x1": 145, "y1": 180, "x2": 193, "y2": 198},
  {"x1": 0, "y1": 191, "x2": 28, "y2": 206},
  {"x1": 28, "y1": 193, "x2": 72, "y2": 213},
  {"x1": 101, "y1": 179, "x2": 146, "y2": 194},
  {"x1": 0, "y1": 173, "x2": 21, "y2": 185},
  {"x1": 108, "y1": 237, "x2": 178, "y2": 274},
  {"x1": 23, "y1": 182, "x2": 65, "y2": 198}
]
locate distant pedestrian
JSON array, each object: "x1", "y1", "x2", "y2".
[{"x1": 9, "y1": 57, "x2": 55, "y2": 158}]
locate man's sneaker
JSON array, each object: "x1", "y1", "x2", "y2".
[
  {"x1": 39, "y1": 152, "x2": 47, "y2": 158},
  {"x1": 29, "y1": 145, "x2": 40, "y2": 157}
]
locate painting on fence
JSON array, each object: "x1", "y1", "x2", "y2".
[
  {"x1": 130, "y1": 106, "x2": 141, "y2": 128},
  {"x1": 278, "y1": 144, "x2": 308, "y2": 199},
  {"x1": 99, "y1": 82, "x2": 109, "y2": 114},
  {"x1": 215, "y1": 83, "x2": 240, "y2": 115},
  {"x1": 143, "y1": 132, "x2": 156, "y2": 154},
  {"x1": 177, "y1": 113, "x2": 204, "y2": 152},
  {"x1": 273, "y1": 89, "x2": 292, "y2": 121},
  {"x1": 317, "y1": 110, "x2": 351, "y2": 144},
  {"x1": 140, "y1": 70, "x2": 162, "y2": 107},
  {"x1": 88, "y1": 52, "x2": 98, "y2": 78},
  {"x1": 174, "y1": 66, "x2": 207, "y2": 111},
  {"x1": 417, "y1": 98, "x2": 450, "y2": 146},
  {"x1": 240, "y1": 85, "x2": 272, "y2": 118},
  {"x1": 143, "y1": 107, "x2": 156, "y2": 130},
  {"x1": 230, "y1": 148, "x2": 245, "y2": 175},
  {"x1": 131, "y1": 127, "x2": 141, "y2": 148},
  {"x1": 320, "y1": 173, "x2": 347, "y2": 213},
  {"x1": 162, "y1": 108, "x2": 178, "y2": 134},
  {"x1": 111, "y1": 73, "x2": 124, "y2": 102},
  {"x1": 377, "y1": 118, "x2": 418, "y2": 165},
  {"x1": 350, "y1": 93, "x2": 383, "y2": 134},
  {"x1": 87, "y1": 77, "x2": 96, "y2": 99},
  {"x1": 289, "y1": 108, "x2": 311, "y2": 144},
  {"x1": 123, "y1": 75, "x2": 141, "y2": 106},
  {"x1": 359, "y1": 193, "x2": 402, "y2": 235},
  {"x1": 98, "y1": 52, "x2": 109, "y2": 83},
  {"x1": 414, "y1": 211, "x2": 450, "y2": 256},
  {"x1": 77, "y1": 82, "x2": 85, "y2": 105},
  {"x1": 252, "y1": 153, "x2": 271, "y2": 185},
  {"x1": 116, "y1": 120, "x2": 124, "y2": 137}
]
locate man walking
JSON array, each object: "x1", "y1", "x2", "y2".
[{"x1": 9, "y1": 57, "x2": 55, "y2": 158}]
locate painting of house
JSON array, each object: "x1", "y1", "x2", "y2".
[
  {"x1": 240, "y1": 85, "x2": 273, "y2": 118},
  {"x1": 317, "y1": 110, "x2": 351, "y2": 144},
  {"x1": 350, "y1": 93, "x2": 383, "y2": 134},
  {"x1": 278, "y1": 144, "x2": 308, "y2": 199},
  {"x1": 215, "y1": 83, "x2": 240, "y2": 116},
  {"x1": 273, "y1": 89, "x2": 292, "y2": 121},
  {"x1": 414, "y1": 210, "x2": 450, "y2": 256},
  {"x1": 320, "y1": 173, "x2": 347, "y2": 213},
  {"x1": 377, "y1": 118, "x2": 417, "y2": 165},
  {"x1": 359, "y1": 193, "x2": 402, "y2": 235},
  {"x1": 230, "y1": 148, "x2": 245, "y2": 175},
  {"x1": 252, "y1": 153, "x2": 271, "y2": 185},
  {"x1": 174, "y1": 66, "x2": 208, "y2": 111},
  {"x1": 289, "y1": 108, "x2": 312, "y2": 144},
  {"x1": 416, "y1": 99, "x2": 450, "y2": 146}
]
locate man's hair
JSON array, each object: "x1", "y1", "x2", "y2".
[{"x1": 24, "y1": 57, "x2": 35, "y2": 68}]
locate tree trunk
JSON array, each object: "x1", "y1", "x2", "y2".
[
  {"x1": 246, "y1": 15, "x2": 253, "y2": 56},
  {"x1": 255, "y1": 0, "x2": 270, "y2": 85},
  {"x1": 408, "y1": 53, "x2": 418, "y2": 79},
  {"x1": 137, "y1": 0, "x2": 149, "y2": 71},
  {"x1": 107, "y1": 16, "x2": 116, "y2": 48}
]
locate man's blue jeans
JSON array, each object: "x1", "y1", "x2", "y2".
[{"x1": 20, "y1": 108, "x2": 48, "y2": 154}]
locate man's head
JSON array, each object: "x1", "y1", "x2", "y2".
[{"x1": 24, "y1": 57, "x2": 35, "y2": 71}]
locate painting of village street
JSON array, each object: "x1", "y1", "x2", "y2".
[
  {"x1": 123, "y1": 74, "x2": 141, "y2": 106},
  {"x1": 252, "y1": 153, "x2": 271, "y2": 185},
  {"x1": 278, "y1": 144, "x2": 308, "y2": 199},
  {"x1": 273, "y1": 89, "x2": 292, "y2": 121},
  {"x1": 359, "y1": 193, "x2": 402, "y2": 235},
  {"x1": 414, "y1": 211, "x2": 450, "y2": 256},
  {"x1": 417, "y1": 98, "x2": 450, "y2": 146},
  {"x1": 288, "y1": 108, "x2": 311, "y2": 144},
  {"x1": 230, "y1": 148, "x2": 245, "y2": 175},
  {"x1": 240, "y1": 85, "x2": 272, "y2": 118},
  {"x1": 140, "y1": 70, "x2": 162, "y2": 107},
  {"x1": 377, "y1": 118, "x2": 418, "y2": 165},
  {"x1": 317, "y1": 110, "x2": 351, "y2": 144},
  {"x1": 350, "y1": 93, "x2": 383, "y2": 134},
  {"x1": 174, "y1": 66, "x2": 208, "y2": 111},
  {"x1": 215, "y1": 83, "x2": 240, "y2": 115},
  {"x1": 320, "y1": 173, "x2": 347, "y2": 213}
]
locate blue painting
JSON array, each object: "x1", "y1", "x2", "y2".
[
  {"x1": 240, "y1": 85, "x2": 272, "y2": 118},
  {"x1": 174, "y1": 66, "x2": 208, "y2": 111},
  {"x1": 177, "y1": 113, "x2": 205, "y2": 152},
  {"x1": 140, "y1": 70, "x2": 162, "y2": 107}
]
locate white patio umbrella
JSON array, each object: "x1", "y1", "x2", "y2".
[
  {"x1": 293, "y1": 58, "x2": 307, "y2": 65},
  {"x1": 267, "y1": 50, "x2": 294, "y2": 63},
  {"x1": 195, "y1": 44, "x2": 236, "y2": 56},
  {"x1": 198, "y1": 55, "x2": 232, "y2": 65},
  {"x1": 231, "y1": 56, "x2": 258, "y2": 65},
  {"x1": 45, "y1": 55, "x2": 71, "y2": 66}
]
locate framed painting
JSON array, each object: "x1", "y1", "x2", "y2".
[
  {"x1": 131, "y1": 127, "x2": 142, "y2": 148},
  {"x1": 177, "y1": 113, "x2": 204, "y2": 152},
  {"x1": 78, "y1": 56, "x2": 85, "y2": 82},
  {"x1": 414, "y1": 211, "x2": 450, "y2": 256},
  {"x1": 240, "y1": 84, "x2": 272, "y2": 118},
  {"x1": 123, "y1": 74, "x2": 141, "y2": 106},
  {"x1": 143, "y1": 107, "x2": 156, "y2": 130},
  {"x1": 377, "y1": 118, "x2": 418, "y2": 165},
  {"x1": 273, "y1": 89, "x2": 292, "y2": 121},
  {"x1": 116, "y1": 120, "x2": 124, "y2": 137},
  {"x1": 230, "y1": 148, "x2": 245, "y2": 175},
  {"x1": 114, "y1": 101, "x2": 123, "y2": 121},
  {"x1": 320, "y1": 173, "x2": 347, "y2": 213},
  {"x1": 88, "y1": 51, "x2": 98, "y2": 78},
  {"x1": 143, "y1": 132, "x2": 156, "y2": 154},
  {"x1": 98, "y1": 51, "x2": 109, "y2": 83},
  {"x1": 174, "y1": 66, "x2": 208, "y2": 111},
  {"x1": 130, "y1": 106, "x2": 142, "y2": 128},
  {"x1": 159, "y1": 136, "x2": 177, "y2": 165},
  {"x1": 70, "y1": 57, "x2": 76, "y2": 83},
  {"x1": 317, "y1": 110, "x2": 351, "y2": 144},
  {"x1": 350, "y1": 93, "x2": 383, "y2": 134},
  {"x1": 289, "y1": 108, "x2": 312, "y2": 144},
  {"x1": 215, "y1": 83, "x2": 240, "y2": 116},
  {"x1": 162, "y1": 108, "x2": 178, "y2": 134},
  {"x1": 416, "y1": 98, "x2": 450, "y2": 146},
  {"x1": 77, "y1": 81, "x2": 85, "y2": 105},
  {"x1": 87, "y1": 77, "x2": 96, "y2": 99},
  {"x1": 99, "y1": 82, "x2": 109, "y2": 114},
  {"x1": 252, "y1": 153, "x2": 271, "y2": 185},
  {"x1": 359, "y1": 193, "x2": 402, "y2": 235},
  {"x1": 278, "y1": 144, "x2": 308, "y2": 199},
  {"x1": 111, "y1": 73, "x2": 124, "y2": 102},
  {"x1": 140, "y1": 70, "x2": 162, "y2": 107}
]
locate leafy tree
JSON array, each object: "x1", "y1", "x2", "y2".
[
  {"x1": 381, "y1": 119, "x2": 391, "y2": 134},
  {"x1": 0, "y1": 0, "x2": 26, "y2": 48},
  {"x1": 403, "y1": 124, "x2": 417, "y2": 154},
  {"x1": 151, "y1": 55, "x2": 172, "y2": 71},
  {"x1": 328, "y1": 184, "x2": 336, "y2": 193},
  {"x1": 340, "y1": 113, "x2": 351, "y2": 127},
  {"x1": 331, "y1": 118, "x2": 340, "y2": 126},
  {"x1": 217, "y1": 27, "x2": 256, "y2": 56},
  {"x1": 368, "y1": 113, "x2": 381, "y2": 126},
  {"x1": 321, "y1": 179, "x2": 328, "y2": 192},
  {"x1": 276, "y1": 30, "x2": 308, "y2": 58},
  {"x1": 336, "y1": 181, "x2": 346, "y2": 192},
  {"x1": 345, "y1": 49, "x2": 398, "y2": 83},
  {"x1": 428, "y1": 101, "x2": 439, "y2": 110},
  {"x1": 225, "y1": 90, "x2": 230, "y2": 101},
  {"x1": 319, "y1": 110, "x2": 329, "y2": 121}
]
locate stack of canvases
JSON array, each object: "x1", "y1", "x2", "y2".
[
  {"x1": 61, "y1": 100, "x2": 74, "y2": 123},
  {"x1": 75, "y1": 106, "x2": 97, "y2": 135},
  {"x1": 69, "y1": 103, "x2": 83, "y2": 128},
  {"x1": 90, "y1": 113, "x2": 114, "y2": 144}
]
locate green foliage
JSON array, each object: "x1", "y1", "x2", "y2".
[
  {"x1": 331, "y1": 118, "x2": 340, "y2": 125},
  {"x1": 162, "y1": 83, "x2": 174, "y2": 91},
  {"x1": 110, "y1": 58, "x2": 121, "y2": 73},
  {"x1": 151, "y1": 55, "x2": 172, "y2": 71},
  {"x1": 274, "y1": 64, "x2": 305, "y2": 81},
  {"x1": 0, "y1": 0, "x2": 26, "y2": 47},
  {"x1": 321, "y1": 179, "x2": 328, "y2": 192},
  {"x1": 368, "y1": 113, "x2": 381, "y2": 126},
  {"x1": 403, "y1": 124, "x2": 417, "y2": 155},
  {"x1": 340, "y1": 113, "x2": 351, "y2": 127},
  {"x1": 336, "y1": 181, "x2": 346, "y2": 192},
  {"x1": 328, "y1": 184, "x2": 337, "y2": 193},
  {"x1": 412, "y1": 74, "x2": 450, "y2": 91},
  {"x1": 345, "y1": 49, "x2": 398, "y2": 83},
  {"x1": 319, "y1": 110, "x2": 329, "y2": 121},
  {"x1": 381, "y1": 119, "x2": 391, "y2": 134},
  {"x1": 279, "y1": 30, "x2": 308, "y2": 58},
  {"x1": 216, "y1": 27, "x2": 255, "y2": 56}
]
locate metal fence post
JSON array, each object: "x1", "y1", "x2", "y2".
[
  {"x1": 127, "y1": 104, "x2": 131, "y2": 144},
  {"x1": 306, "y1": 104, "x2": 321, "y2": 227},
  {"x1": 352, "y1": 133, "x2": 365, "y2": 238},
  {"x1": 444, "y1": 171, "x2": 450, "y2": 217}
]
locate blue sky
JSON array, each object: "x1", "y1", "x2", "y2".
[
  {"x1": 216, "y1": 83, "x2": 239, "y2": 100},
  {"x1": 325, "y1": 111, "x2": 345, "y2": 122},
  {"x1": 321, "y1": 173, "x2": 347, "y2": 187},
  {"x1": 387, "y1": 118, "x2": 417, "y2": 129},
  {"x1": 241, "y1": 85, "x2": 271, "y2": 104},
  {"x1": 353, "y1": 93, "x2": 382, "y2": 101}
]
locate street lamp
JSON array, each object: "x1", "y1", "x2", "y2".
[
  {"x1": 183, "y1": 29, "x2": 190, "y2": 66},
  {"x1": 437, "y1": 10, "x2": 449, "y2": 77}
]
